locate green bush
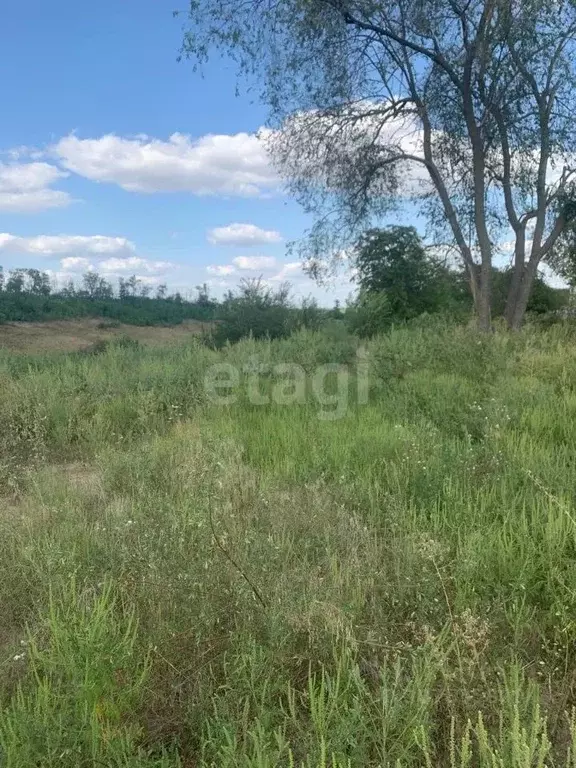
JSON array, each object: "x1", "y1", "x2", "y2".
[
  {"x1": 345, "y1": 291, "x2": 393, "y2": 337},
  {"x1": 211, "y1": 279, "x2": 300, "y2": 346}
]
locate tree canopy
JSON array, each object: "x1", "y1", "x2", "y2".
[
  {"x1": 353, "y1": 226, "x2": 464, "y2": 321},
  {"x1": 181, "y1": 0, "x2": 576, "y2": 329}
]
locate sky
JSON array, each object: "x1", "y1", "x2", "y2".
[
  {"x1": 0, "y1": 0, "x2": 356, "y2": 305},
  {"x1": 1, "y1": 1, "x2": 565, "y2": 304}
]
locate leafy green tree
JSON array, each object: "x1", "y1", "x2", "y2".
[
  {"x1": 546, "y1": 218, "x2": 576, "y2": 290},
  {"x1": 5, "y1": 269, "x2": 26, "y2": 294},
  {"x1": 195, "y1": 282, "x2": 216, "y2": 309},
  {"x1": 60, "y1": 279, "x2": 77, "y2": 298},
  {"x1": 82, "y1": 272, "x2": 113, "y2": 300},
  {"x1": 353, "y1": 227, "x2": 465, "y2": 322},
  {"x1": 181, "y1": 0, "x2": 576, "y2": 330},
  {"x1": 118, "y1": 278, "x2": 128, "y2": 301},
  {"x1": 492, "y1": 268, "x2": 569, "y2": 317},
  {"x1": 26, "y1": 269, "x2": 51, "y2": 296},
  {"x1": 297, "y1": 296, "x2": 324, "y2": 331},
  {"x1": 125, "y1": 275, "x2": 140, "y2": 297}
]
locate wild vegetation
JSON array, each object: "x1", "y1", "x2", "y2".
[
  {"x1": 1, "y1": 319, "x2": 576, "y2": 765},
  {"x1": 0, "y1": 225, "x2": 570, "y2": 340},
  {"x1": 0, "y1": 268, "x2": 216, "y2": 325}
]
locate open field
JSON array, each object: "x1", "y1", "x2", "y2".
[
  {"x1": 0, "y1": 318, "x2": 211, "y2": 354},
  {"x1": 1, "y1": 322, "x2": 576, "y2": 766}
]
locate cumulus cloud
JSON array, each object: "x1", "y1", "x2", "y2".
[
  {"x1": 278, "y1": 105, "x2": 431, "y2": 200},
  {"x1": 0, "y1": 233, "x2": 136, "y2": 258},
  {"x1": 207, "y1": 222, "x2": 282, "y2": 247},
  {"x1": 0, "y1": 232, "x2": 173, "y2": 284},
  {"x1": 207, "y1": 264, "x2": 237, "y2": 276},
  {"x1": 60, "y1": 256, "x2": 93, "y2": 272},
  {"x1": 269, "y1": 261, "x2": 303, "y2": 281},
  {"x1": 0, "y1": 161, "x2": 71, "y2": 212},
  {"x1": 53, "y1": 131, "x2": 278, "y2": 197},
  {"x1": 98, "y1": 256, "x2": 172, "y2": 275},
  {"x1": 232, "y1": 255, "x2": 277, "y2": 271}
]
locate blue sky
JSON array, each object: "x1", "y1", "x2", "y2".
[
  {"x1": 0, "y1": 0, "x2": 354, "y2": 304},
  {"x1": 2, "y1": 1, "x2": 563, "y2": 303}
]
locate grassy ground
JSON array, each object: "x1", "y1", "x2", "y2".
[
  {"x1": 1, "y1": 322, "x2": 576, "y2": 766},
  {"x1": 0, "y1": 318, "x2": 210, "y2": 354}
]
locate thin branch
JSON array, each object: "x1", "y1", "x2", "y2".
[
  {"x1": 208, "y1": 496, "x2": 268, "y2": 610},
  {"x1": 324, "y1": 0, "x2": 464, "y2": 93}
]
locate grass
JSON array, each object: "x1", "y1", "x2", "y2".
[
  {"x1": 1, "y1": 321, "x2": 576, "y2": 765},
  {"x1": 0, "y1": 317, "x2": 211, "y2": 354}
]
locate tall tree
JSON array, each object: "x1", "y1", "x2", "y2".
[
  {"x1": 546, "y1": 207, "x2": 576, "y2": 290},
  {"x1": 354, "y1": 226, "x2": 463, "y2": 321},
  {"x1": 82, "y1": 271, "x2": 113, "y2": 300},
  {"x1": 5, "y1": 269, "x2": 26, "y2": 294},
  {"x1": 25, "y1": 269, "x2": 51, "y2": 296},
  {"x1": 181, "y1": 0, "x2": 576, "y2": 329}
]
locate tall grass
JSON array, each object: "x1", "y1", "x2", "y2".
[{"x1": 1, "y1": 321, "x2": 576, "y2": 765}]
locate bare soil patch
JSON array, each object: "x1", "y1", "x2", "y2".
[{"x1": 0, "y1": 318, "x2": 211, "y2": 354}]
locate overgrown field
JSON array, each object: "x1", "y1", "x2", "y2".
[
  {"x1": 1, "y1": 322, "x2": 576, "y2": 766},
  {"x1": 0, "y1": 317, "x2": 210, "y2": 355}
]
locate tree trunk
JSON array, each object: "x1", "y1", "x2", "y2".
[
  {"x1": 505, "y1": 269, "x2": 523, "y2": 328},
  {"x1": 507, "y1": 262, "x2": 539, "y2": 330},
  {"x1": 477, "y1": 261, "x2": 492, "y2": 331},
  {"x1": 504, "y1": 231, "x2": 526, "y2": 328},
  {"x1": 467, "y1": 262, "x2": 491, "y2": 331}
]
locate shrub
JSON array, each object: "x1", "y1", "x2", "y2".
[
  {"x1": 345, "y1": 291, "x2": 393, "y2": 337},
  {"x1": 211, "y1": 279, "x2": 298, "y2": 346}
]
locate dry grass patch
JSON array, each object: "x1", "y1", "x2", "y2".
[{"x1": 0, "y1": 317, "x2": 211, "y2": 354}]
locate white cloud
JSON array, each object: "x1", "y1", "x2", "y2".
[
  {"x1": 60, "y1": 256, "x2": 93, "y2": 272},
  {"x1": 269, "y1": 261, "x2": 302, "y2": 281},
  {"x1": 0, "y1": 161, "x2": 71, "y2": 212},
  {"x1": 0, "y1": 233, "x2": 136, "y2": 258},
  {"x1": 99, "y1": 256, "x2": 172, "y2": 275},
  {"x1": 53, "y1": 131, "x2": 278, "y2": 197},
  {"x1": 207, "y1": 222, "x2": 282, "y2": 247},
  {"x1": 0, "y1": 232, "x2": 173, "y2": 288},
  {"x1": 280, "y1": 106, "x2": 431, "y2": 199},
  {"x1": 232, "y1": 255, "x2": 277, "y2": 271},
  {"x1": 207, "y1": 264, "x2": 237, "y2": 276}
]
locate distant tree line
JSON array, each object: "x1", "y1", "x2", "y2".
[
  {"x1": 0, "y1": 268, "x2": 217, "y2": 325},
  {"x1": 0, "y1": 236, "x2": 571, "y2": 341}
]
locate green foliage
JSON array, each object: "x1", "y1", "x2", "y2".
[
  {"x1": 0, "y1": 267, "x2": 218, "y2": 325},
  {"x1": 492, "y1": 269, "x2": 570, "y2": 317},
  {"x1": 0, "y1": 268, "x2": 331, "y2": 336},
  {"x1": 210, "y1": 278, "x2": 323, "y2": 346},
  {"x1": 345, "y1": 226, "x2": 568, "y2": 335},
  {"x1": 0, "y1": 292, "x2": 216, "y2": 325},
  {"x1": 345, "y1": 291, "x2": 394, "y2": 337},
  {"x1": 545, "y1": 190, "x2": 576, "y2": 287},
  {"x1": 3, "y1": 323, "x2": 576, "y2": 763},
  {"x1": 354, "y1": 227, "x2": 461, "y2": 320},
  {"x1": 180, "y1": 0, "x2": 576, "y2": 330},
  {"x1": 82, "y1": 271, "x2": 114, "y2": 300},
  {"x1": 347, "y1": 227, "x2": 471, "y2": 334},
  {"x1": 0, "y1": 581, "x2": 170, "y2": 767}
]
